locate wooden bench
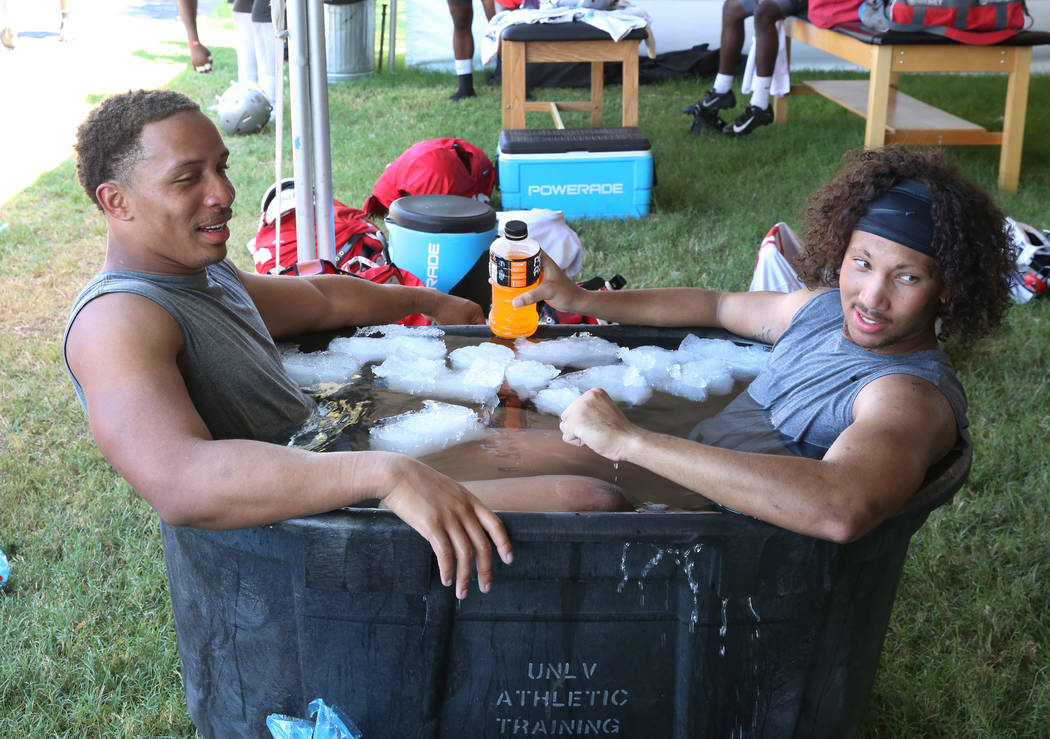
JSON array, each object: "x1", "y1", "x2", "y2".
[
  {"x1": 774, "y1": 19, "x2": 1050, "y2": 192},
  {"x1": 500, "y1": 22, "x2": 648, "y2": 130}
]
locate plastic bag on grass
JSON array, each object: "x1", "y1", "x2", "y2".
[{"x1": 267, "y1": 698, "x2": 363, "y2": 739}]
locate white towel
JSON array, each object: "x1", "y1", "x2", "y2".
[
  {"x1": 749, "y1": 222, "x2": 805, "y2": 293},
  {"x1": 497, "y1": 209, "x2": 583, "y2": 278},
  {"x1": 482, "y1": 2, "x2": 653, "y2": 64},
  {"x1": 741, "y1": 20, "x2": 791, "y2": 98}
]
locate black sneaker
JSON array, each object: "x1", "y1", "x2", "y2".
[
  {"x1": 689, "y1": 110, "x2": 726, "y2": 135},
  {"x1": 723, "y1": 104, "x2": 774, "y2": 136},
  {"x1": 682, "y1": 88, "x2": 736, "y2": 116}
]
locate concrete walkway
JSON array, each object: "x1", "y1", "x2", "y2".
[{"x1": 0, "y1": 0, "x2": 227, "y2": 205}]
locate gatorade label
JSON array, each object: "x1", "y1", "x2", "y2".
[{"x1": 490, "y1": 252, "x2": 542, "y2": 288}]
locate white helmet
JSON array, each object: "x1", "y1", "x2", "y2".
[
  {"x1": 259, "y1": 178, "x2": 297, "y2": 225},
  {"x1": 217, "y1": 83, "x2": 272, "y2": 135},
  {"x1": 1006, "y1": 217, "x2": 1050, "y2": 303}
]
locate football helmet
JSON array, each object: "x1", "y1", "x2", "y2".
[
  {"x1": 217, "y1": 83, "x2": 272, "y2": 135},
  {"x1": 1007, "y1": 217, "x2": 1050, "y2": 299}
]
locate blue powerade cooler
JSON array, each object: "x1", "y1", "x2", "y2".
[
  {"x1": 497, "y1": 127, "x2": 653, "y2": 220},
  {"x1": 385, "y1": 194, "x2": 497, "y2": 311}
]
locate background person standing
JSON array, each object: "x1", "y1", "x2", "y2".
[{"x1": 447, "y1": 0, "x2": 495, "y2": 100}]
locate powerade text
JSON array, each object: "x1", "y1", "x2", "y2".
[
  {"x1": 426, "y1": 242, "x2": 440, "y2": 288},
  {"x1": 527, "y1": 183, "x2": 625, "y2": 197}
]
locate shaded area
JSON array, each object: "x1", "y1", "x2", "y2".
[{"x1": 489, "y1": 43, "x2": 724, "y2": 90}]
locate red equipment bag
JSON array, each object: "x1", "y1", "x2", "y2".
[
  {"x1": 278, "y1": 259, "x2": 345, "y2": 276},
  {"x1": 809, "y1": 0, "x2": 865, "y2": 29},
  {"x1": 250, "y1": 179, "x2": 389, "y2": 275},
  {"x1": 277, "y1": 258, "x2": 431, "y2": 326},
  {"x1": 860, "y1": 0, "x2": 1031, "y2": 44},
  {"x1": 253, "y1": 179, "x2": 431, "y2": 325},
  {"x1": 363, "y1": 138, "x2": 496, "y2": 217}
]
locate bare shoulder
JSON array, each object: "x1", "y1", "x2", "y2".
[
  {"x1": 852, "y1": 372, "x2": 958, "y2": 459},
  {"x1": 67, "y1": 292, "x2": 183, "y2": 379},
  {"x1": 818, "y1": 371, "x2": 959, "y2": 536},
  {"x1": 855, "y1": 372, "x2": 955, "y2": 416},
  {"x1": 66, "y1": 290, "x2": 219, "y2": 517}
]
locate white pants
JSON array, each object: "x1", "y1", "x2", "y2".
[{"x1": 233, "y1": 11, "x2": 277, "y2": 102}]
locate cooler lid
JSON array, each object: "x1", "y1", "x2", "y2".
[
  {"x1": 498, "y1": 127, "x2": 651, "y2": 155},
  {"x1": 387, "y1": 194, "x2": 497, "y2": 233}
]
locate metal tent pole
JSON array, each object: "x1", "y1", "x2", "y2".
[
  {"x1": 307, "y1": 0, "x2": 335, "y2": 263},
  {"x1": 286, "y1": 0, "x2": 317, "y2": 263},
  {"x1": 388, "y1": 0, "x2": 396, "y2": 71},
  {"x1": 272, "y1": 0, "x2": 289, "y2": 273}
]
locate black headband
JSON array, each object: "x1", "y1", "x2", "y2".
[{"x1": 854, "y1": 179, "x2": 935, "y2": 259}]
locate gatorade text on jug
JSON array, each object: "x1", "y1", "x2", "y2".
[{"x1": 489, "y1": 220, "x2": 542, "y2": 338}]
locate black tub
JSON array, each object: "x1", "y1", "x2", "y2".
[{"x1": 161, "y1": 326, "x2": 970, "y2": 738}]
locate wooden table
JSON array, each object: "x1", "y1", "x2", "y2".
[{"x1": 775, "y1": 19, "x2": 1050, "y2": 192}]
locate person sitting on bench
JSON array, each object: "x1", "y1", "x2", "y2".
[{"x1": 683, "y1": 0, "x2": 806, "y2": 135}]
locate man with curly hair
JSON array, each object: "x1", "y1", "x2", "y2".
[
  {"x1": 516, "y1": 147, "x2": 1014, "y2": 543},
  {"x1": 63, "y1": 89, "x2": 520, "y2": 601}
]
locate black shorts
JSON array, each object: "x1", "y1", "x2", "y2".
[
  {"x1": 737, "y1": 0, "x2": 807, "y2": 16},
  {"x1": 231, "y1": 0, "x2": 272, "y2": 23}
]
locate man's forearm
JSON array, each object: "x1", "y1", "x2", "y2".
[
  {"x1": 559, "y1": 287, "x2": 726, "y2": 328},
  {"x1": 326, "y1": 279, "x2": 436, "y2": 325},
  {"x1": 306, "y1": 276, "x2": 478, "y2": 329},
  {"x1": 128, "y1": 438, "x2": 394, "y2": 530},
  {"x1": 616, "y1": 428, "x2": 891, "y2": 543},
  {"x1": 176, "y1": 0, "x2": 201, "y2": 41}
]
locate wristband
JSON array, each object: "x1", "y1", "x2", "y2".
[{"x1": 189, "y1": 40, "x2": 201, "y2": 47}]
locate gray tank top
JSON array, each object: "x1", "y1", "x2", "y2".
[
  {"x1": 63, "y1": 260, "x2": 314, "y2": 443},
  {"x1": 742, "y1": 289, "x2": 968, "y2": 455}
]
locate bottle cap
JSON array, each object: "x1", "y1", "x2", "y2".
[{"x1": 504, "y1": 220, "x2": 528, "y2": 240}]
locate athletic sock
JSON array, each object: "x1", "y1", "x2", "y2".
[
  {"x1": 450, "y1": 59, "x2": 476, "y2": 100},
  {"x1": 713, "y1": 73, "x2": 734, "y2": 95},
  {"x1": 750, "y1": 76, "x2": 772, "y2": 110},
  {"x1": 450, "y1": 73, "x2": 476, "y2": 100}
]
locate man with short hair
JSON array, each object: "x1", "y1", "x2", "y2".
[
  {"x1": 64, "y1": 89, "x2": 516, "y2": 601},
  {"x1": 516, "y1": 147, "x2": 1014, "y2": 541}
]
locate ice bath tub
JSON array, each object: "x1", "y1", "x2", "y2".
[{"x1": 161, "y1": 326, "x2": 971, "y2": 739}]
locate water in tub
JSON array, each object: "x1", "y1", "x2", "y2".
[{"x1": 280, "y1": 327, "x2": 796, "y2": 511}]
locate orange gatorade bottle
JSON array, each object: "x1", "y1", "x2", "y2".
[{"x1": 489, "y1": 220, "x2": 542, "y2": 338}]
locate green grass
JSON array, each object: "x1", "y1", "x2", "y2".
[{"x1": 1, "y1": 6, "x2": 1048, "y2": 735}]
